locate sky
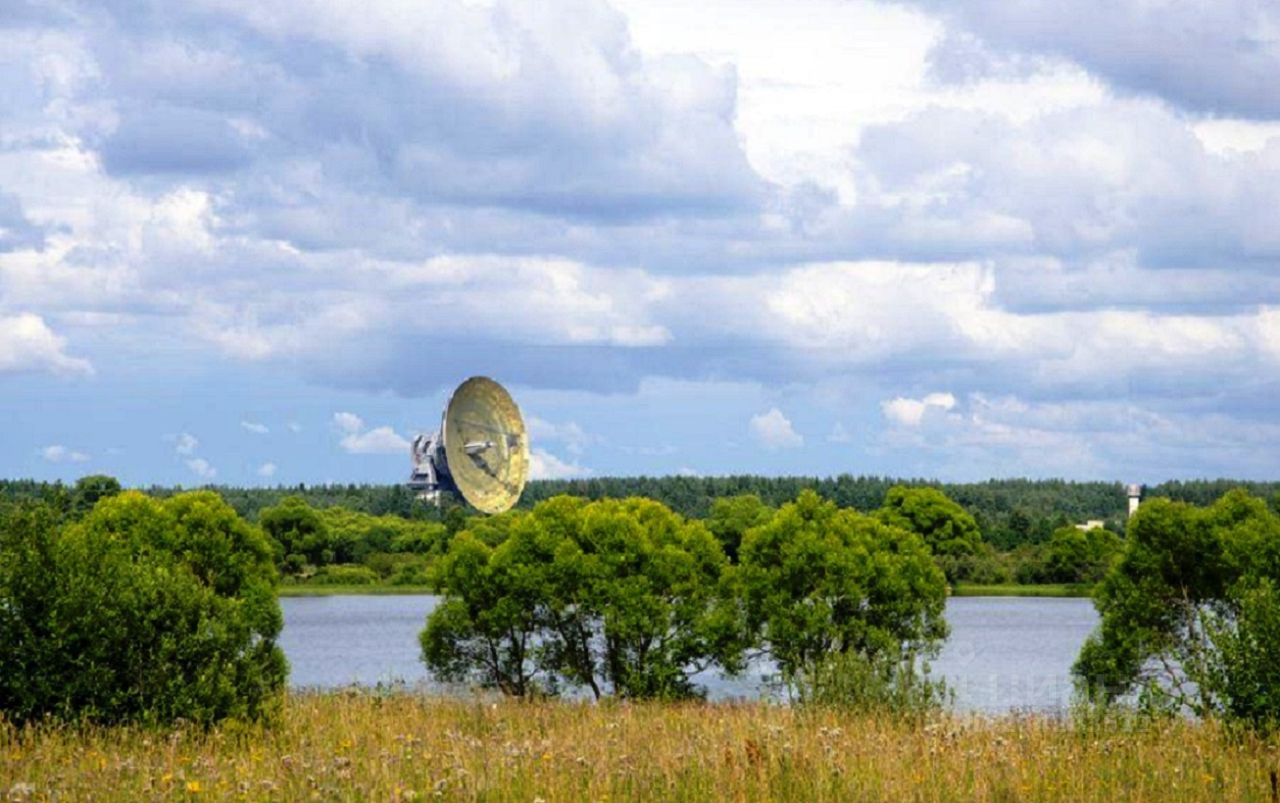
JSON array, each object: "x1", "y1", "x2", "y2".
[{"x1": 3, "y1": 0, "x2": 1280, "y2": 487}]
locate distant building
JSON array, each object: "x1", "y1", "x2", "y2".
[
  {"x1": 1075, "y1": 519, "x2": 1106, "y2": 532},
  {"x1": 1126, "y1": 483, "x2": 1143, "y2": 518}
]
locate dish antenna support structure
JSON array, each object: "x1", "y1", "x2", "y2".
[{"x1": 408, "y1": 376, "x2": 530, "y2": 514}]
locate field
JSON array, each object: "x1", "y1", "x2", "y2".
[{"x1": 4, "y1": 693, "x2": 1278, "y2": 802}]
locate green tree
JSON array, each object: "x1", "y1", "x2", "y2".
[
  {"x1": 1044, "y1": 525, "x2": 1122, "y2": 584},
  {"x1": 421, "y1": 496, "x2": 743, "y2": 699},
  {"x1": 421, "y1": 518, "x2": 558, "y2": 696},
  {"x1": 259, "y1": 495, "x2": 330, "y2": 572},
  {"x1": 1074, "y1": 490, "x2": 1280, "y2": 729},
  {"x1": 71, "y1": 474, "x2": 122, "y2": 515},
  {"x1": 877, "y1": 485, "x2": 983, "y2": 583},
  {"x1": 0, "y1": 492, "x2": 286, "y2": 726},
  {"x1": 705, "y1": 494, "x2": 772, "y2": 563},
  {"x1": 739, "y1": 490, "x2": 948, "y2": 697}
]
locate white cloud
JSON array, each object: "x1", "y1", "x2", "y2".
[
  {"x1": 882, "y1": 392, "x2": 957, "y2": 427},
  {"x1": 332, "y1": 412, "x2": 364, "y2": 435},
  {"x1": 749, "y1": 408, "x2": 803, "y2": 449},
  {"x1": 257, "y1": 461, "x2": 277, "y2": 478},
  {"x1": 185, "y1": 457, "x2": 216, "y2": 480},
  {"x1": 240, "y1": 420, "x2": 269, "y2": 434},
  {"x1": 340, "y1": 426, "x2": 410, "y2": 454},
  {"x1": 0, "y1": 314, "x2": 92, "y2": 377},
  {"x1": 173, "y1": 432, "x2": 199, "y2": 455},
  {"x1": 287, "y1": 421, "x2": 302, "y2": 433},
  {"x1": 527, "y1": 415, "x2": 591, "y2": 455},
  {"x1": 332, "y1": 412, "x2": 409, "y2": 454},
  {"x1": 529, "y1": 448, "x2": 590, "y2": 480},
  {"x1": 41, "y1": 444, "x2": 89, "y2": 463}
]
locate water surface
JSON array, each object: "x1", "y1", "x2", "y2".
[{"x1": 278, "y1": 594, "x2": 1098, "y2": 713}]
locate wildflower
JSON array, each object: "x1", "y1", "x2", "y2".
[{"x1": 186, "y1": 780, "x2": 202, "y2": 793}]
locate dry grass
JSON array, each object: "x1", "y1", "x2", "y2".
[{"x1": 3, "y1": 693, "x2": 1279, "y2": 801}]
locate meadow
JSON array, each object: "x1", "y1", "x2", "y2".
[{"x1": 4, "y1": 692, "x2": 1278, "y2": 802}]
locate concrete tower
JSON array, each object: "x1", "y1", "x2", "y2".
[{"x1": 1126, "y1": 483, "x2": 1143, "y2": 518}]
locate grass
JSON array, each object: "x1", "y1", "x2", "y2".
[
  {"x1": 3, "y1": 693, "x2": 1279, "y2": 801},
  {"x1": 951, "y1": 583, "x2": 1093, "y2": 598},
  {"x1": 277, "y1": 584, "x2": 435, "y2": 597}
]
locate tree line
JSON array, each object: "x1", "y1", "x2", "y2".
[
  {"x1": 0, "y1": 474, "x2": 1168, "y2": 586},
  {"x1": 4, "y1": 478, "x2": 1280, "y2": 731}
]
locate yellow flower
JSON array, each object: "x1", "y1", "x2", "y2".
[{"x1": 187, "y1": 780, "x2": 202, "y2": 793}]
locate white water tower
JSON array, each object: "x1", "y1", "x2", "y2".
[{"x1": 1126, "y1": 483, "x2": 1143, "y2": 518}]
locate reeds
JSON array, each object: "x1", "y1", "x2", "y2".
[{"x1": 3, "y1": 692, "x2": 1278, "y2": 801}]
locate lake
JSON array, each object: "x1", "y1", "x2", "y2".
[{"x1": 278, "y1": 595, "x2": 1099, "y2": 713}]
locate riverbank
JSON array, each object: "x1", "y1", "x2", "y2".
[
  {"x1": 277, "y1": 584, "x2": 434, "y2": 596},
  {"x1": 950, "y1": 583, "x2": 1092, "y2": 598},
  {"x1": 4, "y1": 693, "x2": 1276, "y2": 801}
]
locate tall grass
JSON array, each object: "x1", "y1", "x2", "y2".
[{"x1": 3, "y1": 692, "x2": 1278, "y2": 801}]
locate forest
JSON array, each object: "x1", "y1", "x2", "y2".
[
  {"x1": 4, "y1": 474, "x2": 1277, "y2": 590},
  {"x1": 6, "y1": 474, "x2": 1278, "y2": 545}
]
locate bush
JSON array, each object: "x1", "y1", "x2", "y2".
[
  {"x1": 795, "y1": 650, "x2": 951, "y2": 716},
  {"x1": 0, "y1": 492, "x2": 286, "y2": 726},
  {"x1": 309, "y1": 564, "x2": 380, "y2": 585}
]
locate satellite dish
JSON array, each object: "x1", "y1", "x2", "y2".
[{"x1": 408, "y1": 376, "x2": 530, "y2": 514}]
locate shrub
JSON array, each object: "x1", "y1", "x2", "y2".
[
  {"x1": 795, "y1": 650, "x2": 951, "y2": 716},
  {"x1": 309, "y1": 564, "x2": 380, "y2": 585},
  {"x1": 0, "y1": 492, "x2": 286, "y2": 726}
]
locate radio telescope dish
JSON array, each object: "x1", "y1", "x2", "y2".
[{"x1": 408, "y1": 376, "x2": 529, "y2": 514}]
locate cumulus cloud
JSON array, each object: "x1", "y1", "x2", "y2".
[
  {"x1": 882, "y1": 392, "x2": 958, "y2": 427},
  {"x1": 901, "y1": 0, "x2": 1280, "y2": 118},
  {"x1": 333, "y1": 412, "x2": 364, "y2": 435},
  {"x1": 4, "y1": 0, "x2": 1280, "y2": 481},
  {"x1": 41, "y1": 444, "x2": 89, "y2": 463},
  {"x1": 528, "y1": 416, "x2": 592, "y2": 455},
  {"x1": 750, "y1": 408, "x2": 803, "y2": 449},
  {"x1": 0, "y1": 314, "x2": 92, "y2": 377},
  {"x1": 529, "y1": 448, "x2": 590, "y2": 480},
  {"x1": 241, "y1": 420, "x2": 269, "y2": 434},
  {"x1": 257, "y1": 461, "x2": 277, "y2": 478},
  {"x1": 185, "y1": 457, "x2": 216, "y2": 480},
  {"x1": 333, "y1": 412, "x2": 410, "y2": 454}
]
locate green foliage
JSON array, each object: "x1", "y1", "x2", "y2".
[
  {"x1": 0, "y1": 492, "x2": 286, "y2": 726},
  {"x1": 72, "y1": 474, "x2": 122, "y2": 515},
  {"x1": 1044, "y1": 525, "x2": 1122, "y2": 584},
  {"x1": 738, "y1": 490, "x2": 949, "y2": 694},
  {"x1": 308, "y1": 564, "x2": 380, "y2": 585},
  {"x1": 705, "y1": 494, "x2": 772, "y2": 563},
  {"x1": 1073, "y1": 490, "x2": 1280, "y2": 730},
  {"x1": 877, "y1": 485, "x2": 983, "y2": 558},
  {"x1": 422, "y1": 496, "x2": 744, "y2": 699},
  {"x1": 795, "y1": 650, "x2": 951, "y2": 716},
  {"x1": 260, "y1": 496, "x2": 330, "y2": 572}
]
